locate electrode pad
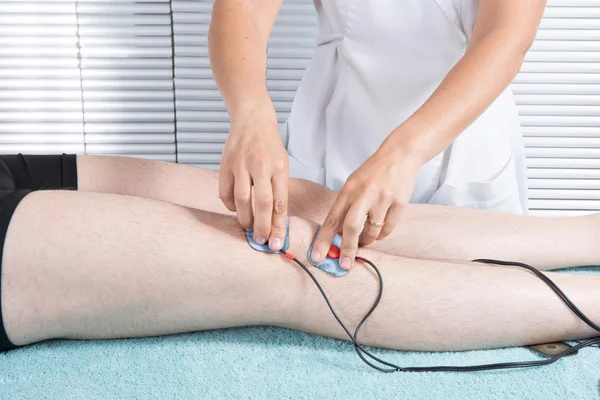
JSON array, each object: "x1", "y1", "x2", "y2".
[
  {"x1": 245, "y1": 217, "x2": 290, "y2": 253},
  {"x1": 307, "y1": 226, "x2": 348, "y2": 277},
  {"x1": 245, "y1": 218, "x2": 348, "y2": 277}
]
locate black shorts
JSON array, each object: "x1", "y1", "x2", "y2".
[{"x1": 0, "y1": 154, "x2": 78, "y2": 351}]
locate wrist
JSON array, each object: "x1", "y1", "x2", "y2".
[
  {"x1": 228, "y1": 97, "x2": 280, "y2": 140},
  {"x1": 379, "y1": 130, "x2": 427, "y2": 168},
  {"x1": 228, "y1": 92, "x2": 274, "y2": 121}
]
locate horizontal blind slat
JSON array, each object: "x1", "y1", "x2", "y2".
[
  {"x1": 84, "y1": 101, "x2": 175, "y2": 111},
  {"x1": 527, "y1": 158, "x2": 600, "y2": 168},
  {"x1": 0, "y1": 144, "x2": 84, "y2": 154},
  {"x1": 85, "y1": 123, "x2": 174, "y2": 133},
  {"x1": 83, "y1": 91, "x2": 174, "y2": 101},
  {"x1": 86, "y1": 143, "x2": 176, "y2": 154},
  {"x1": 528, "y1": 199, "x2": 600, "y2": 210},
  {"x1": 529, "y1": 179, "x2": 600, "y2": 189},
  {"x1": 515, "y1": 94, "x2": 600, "y2": 105},
  {"x1": 0, "y1": 133, "x2": 82, "y2": 144},
  {"x1": 85, "y1": 133, "x2": 174, "y2": 144},
  {"x1": 523, "y1": 126, "x2": 600, "y2": 136},
  {"x1": 529, "y1": 209, "x2": 595, "y2": 217},
  {"x1": 527, "y1": 169, "x2": 600, "y2": 179},
  {"x1": 529, "y1": 189, "x2": 600, "y2": 200}
]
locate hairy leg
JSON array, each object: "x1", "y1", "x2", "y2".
[
  {"x1": 2, "y1": 190, "x2": 599, "y2": 351},
  {"x1": 78, "y1": 155, "x2": 600, "y2": 269}
]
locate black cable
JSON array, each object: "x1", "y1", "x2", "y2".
[
  {"x1": 474, "y1": 259, "x2": 600, "y2": 332},
  {"x1": 280, "y1": 250, "x2": 600, "y2": 373}
]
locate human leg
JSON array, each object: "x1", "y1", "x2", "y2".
[
  {"x1": 1, "y1": 190, "x2": 291, "y2": 347},
  {"x1": 1, "y1": 191, "x2": 598, "y2": 352},
  {"x1": 77, "y1": 155, "x2": 600, "y2": 269}
]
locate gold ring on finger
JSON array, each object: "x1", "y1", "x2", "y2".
[{"x1": 366, "y1": 216, "x2": 385, "y2": 227}]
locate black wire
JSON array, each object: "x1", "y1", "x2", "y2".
[
  {"x1": 473, "y1": 259, "x2": 600, "y2": 332},
  {"x1": 280, "y1": 250, "x2": 600, "y2": 373}
]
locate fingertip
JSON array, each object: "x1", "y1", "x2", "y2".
[
  {"x1": 222, "y1": 200, "x2": 236, "y2": 212},
  {"x1": 252, "y1": 220, "x2": 270, "y2": 243},
  {"x1": 253, "y1": 231, "x2": 267, "y2": 245},
  {"x1": 313, "y1": 240, "x2": 329, "y2": 263},
  {"x1": 269, "y1": 236, "x2": 283, "y2": 251},
  {"x1": 311, "y1": 251, "x2": 322, "y2": 263},
  {"x1": 340, "y1": 256, "x2": 352, "y2": 270},
  {"x1": 238, "y1": 215, "x2": 253, "y2": 233},
  {"x1": 377, "y1": 230, "x2": 390, "y2": 241},
  {"x1": 269, "y1": 217, "x2": 288, "y2": 251}
]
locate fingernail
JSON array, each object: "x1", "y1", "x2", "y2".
[
  {"x1": 340, "y1": 257, "x2": 351, "y2": 270},
  {"x1": 255, "y1": 236, "x2": 266, "y2": 245},
  {"x1": 311, "y1": 251, "x2": 321, "y2": 263},
  {"x1": 271, "y1": 237, "x2": 282, "y2": 250}
]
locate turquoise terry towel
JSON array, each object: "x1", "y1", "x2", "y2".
[{"x1": 1, "y1": 267, "x2": 599, "y2": 400}]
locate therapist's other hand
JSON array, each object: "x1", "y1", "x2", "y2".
[
  {"x1": 311, "y1": 146, "x2": 422, "y2": 270},
  {"x1": 219, "y1": 104, "x2": 290, "y2": 251}
]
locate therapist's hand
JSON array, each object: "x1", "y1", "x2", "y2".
[
  {"x1": 311, "y1": 144, "x2": 422, "y2": 270},
  {"x1": 219, "y1": 104, "x2": 290, "y2": 251}
]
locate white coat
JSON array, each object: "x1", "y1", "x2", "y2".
[{"x1": 281, "y1": 0, "x2": 529, "y2": 214}]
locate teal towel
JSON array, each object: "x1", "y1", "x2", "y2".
[{"x1": 1, "y1": 267, "x2": 599, "y2": 400}]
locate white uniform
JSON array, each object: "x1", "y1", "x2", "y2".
[{"x1": 281, "y1": 0, "x2": 528, "y2": 214}]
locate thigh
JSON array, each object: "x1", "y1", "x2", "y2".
[
  {"x1": 77, "y1": 155, "x2": 334, "y2": 218},
  {"x1": 76, "y1": 155, "x2": 600, "y2": 269},
  {"x1": 0, "y1": 190, "x2": 293, "y2": 348},
  {"x1": 77, "y1": 155, "x2": 232, "y2": 215}
]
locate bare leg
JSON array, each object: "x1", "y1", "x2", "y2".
[
  {"x1": 2, "y1": 190, "x2": 599, "y2": 351},
  {"x1": 78, "y1": 156, "x2": 600, "y2": 269}
]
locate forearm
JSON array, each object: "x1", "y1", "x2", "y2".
[
  {"x1": 383, "y1": 31, "x2": 528, "y2": 163},
  {"x1": 208, "y1": 0, "x2": 282, "y2": 117},
  {"x1": 383, "y1": 0, "x2": 546, "y2": 162}
]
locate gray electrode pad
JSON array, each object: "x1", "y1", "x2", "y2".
[
  {"x1": 307, "y1": 226, "x2": 348, "y2": 277},
  {"x1": 245, "y1": 217, "x2": 290, "y2": 254},
  {"x1": 246, "y1": 218, "x2": 348, "y2": 277}
]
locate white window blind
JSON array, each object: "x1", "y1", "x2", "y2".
[
  {"x1": 519, "y1": 0, "x2": 600, "y2": 216},
  {"x1": 78, "y1": 0, "x2": 176, "y2": 162},
  {"x1": 0, "y1": 1, "x2": 84, "y2": 154},
  {"x1": 172, "y1": 0, "x2": 223, "y2": 170}
]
